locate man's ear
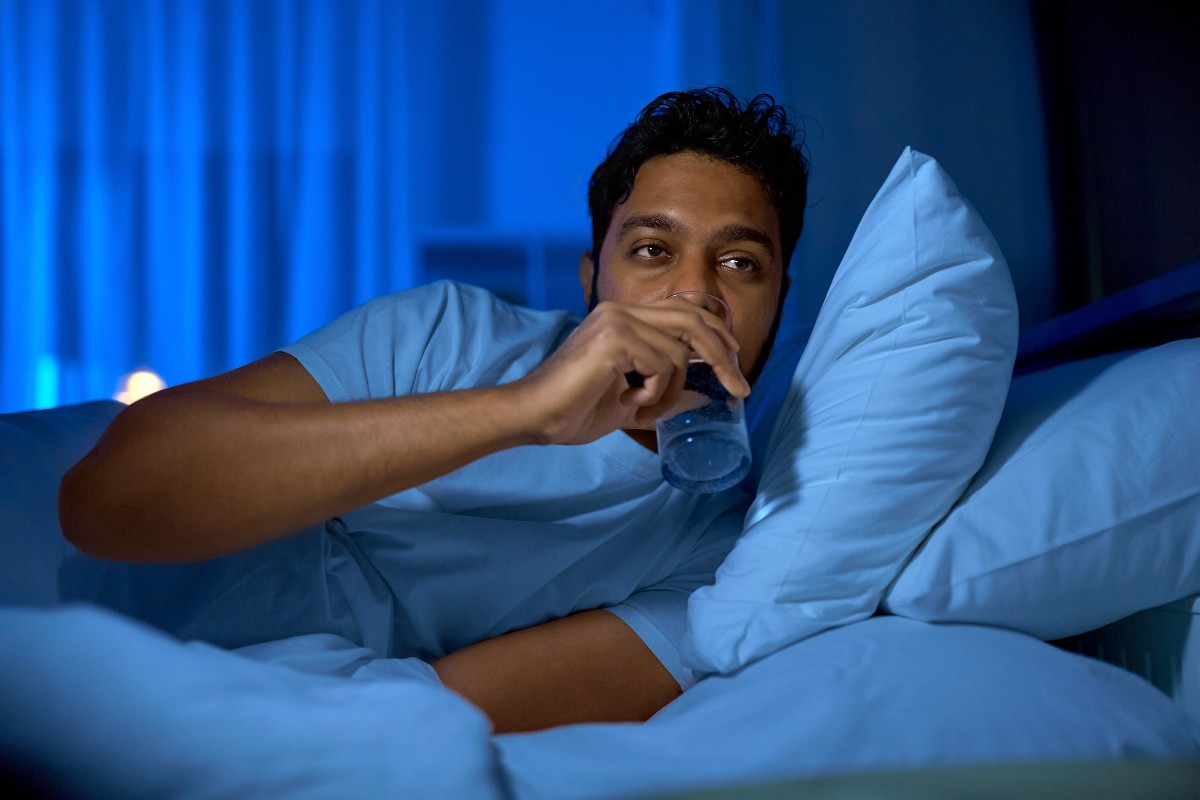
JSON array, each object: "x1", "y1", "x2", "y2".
[{"x1": 579, "y1": 251, "x2": 595, "y2": 308}]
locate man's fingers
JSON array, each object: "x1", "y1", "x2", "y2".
[
  {"x1": 713, "y1": 363, "x2": 751, "y2": 399},
  {"x1": 630, "y1": 302, "x2": 749, "y2": 398},
  {"x1": 634, "y1": 368, "x2": 693, "y2": 426},
  {"x1": 654, "y1": 299, "x2": 740, "y2": 354},
  {"x1": 628, "y1": 355, "x2": 690, "y2": 418},
  {"x1": 620, "y1": 330, "x2": 690, "y2": 405},
  {"x1": 611, "y1": 306, "x2": 750, "y2": 403},
  {"x1": 535, "y1": 300, "x2": 750, "y2": 444}
]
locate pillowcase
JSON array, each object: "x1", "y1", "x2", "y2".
[
  {"x1": 0, "y1": 400, "x2": 124, "y2": 606},
  {"x1": 883, "y1": 340, "x2": 1200, "y2": 638},
  {"x1": 743, "y1": 317, "x2": 812, "y2": 491},
  {"x1": 684, "y1": 148, "x2": 1018, "y2": 673},
  {"x1": 498, "y1": 617, "x2": 1200, "y2": 800}
]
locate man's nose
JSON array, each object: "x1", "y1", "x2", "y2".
[
  {"x1": 669, "y1": 290, "x2": 729, "y2": 321},
  {"x1": 667, "y1": 254, "x2": 721, "y2": 300}
]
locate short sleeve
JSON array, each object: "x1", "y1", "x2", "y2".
[
  {"x1": 605, "y1": 504, "x2": 744, "y2": 690},
  {"x1": 278, "y1": 281, "x2": 577, "y2": 402}
]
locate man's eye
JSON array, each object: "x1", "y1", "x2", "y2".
[
  {"x1": 721, "y1": 256, "x2": 758, "y2": 272},
  {"x1": 634, "y1": 244, "x2": 668, "y2": 259}
]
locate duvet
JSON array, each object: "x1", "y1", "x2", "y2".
[{"x1": 2, "y1": 601, "x2": 1197, "y2": 799}]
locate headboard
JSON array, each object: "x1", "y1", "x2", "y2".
[{"x1": 1014, "y1": 260, "x2": 1200, "y2": 375}]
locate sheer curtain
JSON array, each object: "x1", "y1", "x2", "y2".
[
  {"x1": 0, "y1": 0, "x2": 735, "y2": 412},
  {"x1": 1, "y1": 0, "x2": 413, "y2": 411},
  {"x1": 1, "y1": 0, "x2": 1051, "y2": 413}
]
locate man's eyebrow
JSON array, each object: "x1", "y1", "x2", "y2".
[
  {"x1": 713, "y1": 224, "x2": 776, "y2": 256},
  {"x1": 618, "y1": 213, "x2": 677, "y2": 238}
]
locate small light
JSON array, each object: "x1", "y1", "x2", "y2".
[{"x1": 115, "y1": 368, "x2": 167, "y2": 405}]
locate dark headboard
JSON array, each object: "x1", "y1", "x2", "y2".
[{"x1": 1015, "y1": 260, "x2": 1200, "y2": 375}]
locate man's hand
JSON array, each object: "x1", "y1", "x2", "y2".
[{"x1": 515, "y1": 297, "x2": 750, "y2": 446}]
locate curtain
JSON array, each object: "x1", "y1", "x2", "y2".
[
  {"x1": 2, "y1": 0, "x2": 413, "y2": 411},
  {"x1": 1, "y1": 0, "x2": 1052, "y2": 412},
  {"x1": 2, "y1": 0, "x2": 798, "y2": 413}
]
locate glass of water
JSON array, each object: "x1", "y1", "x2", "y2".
[{"x1": 656, "y1": 292, "x2": 752, "y2": 493}]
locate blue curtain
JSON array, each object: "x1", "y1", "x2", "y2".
[
  {"x1": 0, "y1": 0, "x2": 737, "y2": 412},
  {"x1": 2, "y1": 0, "x2": 414, "y2": 411},
  {"x1": 1, "y1": 0, "x2": 1052, "y2": 413}
]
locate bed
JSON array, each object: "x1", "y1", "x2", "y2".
[{"x1": 2, "y1": 150, "x2": 1198, "y2": 798}]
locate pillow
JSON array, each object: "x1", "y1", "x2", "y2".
[
  {"x1": 743, "y1": 317, "x2": 812, "y2": 491},
  {"x1": 0, "y1": 400, "x2": 124, "y2": 606},
  {"x1": 684, "y1": 148, "x2": 1018, "y2": 673},
  {"x1": 498, "y1": 617, "x2": 1200, "y2": 800},
  {"x1": 883, "y1": 340, "x2": 1200, "y2": 638}
]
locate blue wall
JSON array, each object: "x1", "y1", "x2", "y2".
[{"x1": 0, "y1": 0, "x2": 1052, "y2": 412}]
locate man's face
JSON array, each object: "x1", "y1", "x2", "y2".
[{"x1": 581, "y1": 151, "x2": 785, "y2": 382}]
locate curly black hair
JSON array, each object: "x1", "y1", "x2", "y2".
[{"x1": 587, "y1": 87, "x2": 809, "y2": 271}]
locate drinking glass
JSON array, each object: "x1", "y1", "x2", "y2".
[{"x1": 656, "y1": 292, "x2": 752, "y2": 493}]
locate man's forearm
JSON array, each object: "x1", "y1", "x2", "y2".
[
  {"x1": 433, "y1": 609, "x2": 682, "y2": 733},
  {"x1": 60, "y1": 381, "x2": 540, "y2": 562}
]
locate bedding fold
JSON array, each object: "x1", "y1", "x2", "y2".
[{"x1": 0, "y1": 604, "x2": 502, "y2": 800}]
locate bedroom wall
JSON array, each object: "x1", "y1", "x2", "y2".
[
  {"x1": 1031, "y1": 0, "x2": 1200, "y2": 310},
  {"x1": 0, "y1": 0, "x2": 1053, "y2": 413}
]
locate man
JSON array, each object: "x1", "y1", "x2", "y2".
[{"x1": 58, "y1": 87, "x2": 809, "y2": 732}]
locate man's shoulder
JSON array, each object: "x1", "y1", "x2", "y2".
[
  {"x1": 353, "y1": 281, "x2": 579, "y2": 376},
  {"x1": 283, "y1": 280, "x2": 581, "y2": 402},
  {"x1": 365, "y1": 280, "x2": 578, "y2": 331},
  {"x1": 369, "y1": 279, "x2": 494, "y2": 306}
]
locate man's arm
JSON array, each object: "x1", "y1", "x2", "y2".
[
  {"x1": 433, "y1": 609, "x2": 681, "y2": 733},
  {"x1": 59, "y1": 352, "x2": 544, "y2": 562},
  {"x1": 59, "y1": 297, "x2": 748, "y2": 563}
]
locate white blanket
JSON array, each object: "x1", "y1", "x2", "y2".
[{"x1": 3, "y1": 606, "x2": 1197, "y2": 799}]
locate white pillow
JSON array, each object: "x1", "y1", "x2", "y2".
[
  {"x1": 498, "y1": 617, "x2": 1200, "y2": 800},
  {"x1": 883, "y1": 340, "x2": 1200, "y2": 637},
  {"x1": 684, "y1": 148, "x2": 1018, "y2": 673}
]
